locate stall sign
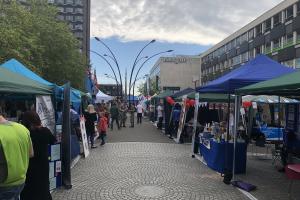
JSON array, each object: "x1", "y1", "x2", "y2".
[
  {"x1": 176, "y1": 95, "x2": 188, "y2": 143},
  {"x1": 80, "y1": 116, "x2": 90, "y2": 158},
  {"x1": 36, "y1": 95, "x2": 55, "y2": 134}
]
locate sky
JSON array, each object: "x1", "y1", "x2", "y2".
[{"x1": 90, "y1": 0, "x2": 283, "y2": 89}]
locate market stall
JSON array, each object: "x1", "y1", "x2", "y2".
[
  {"x1": 195, "y1": 55, "x2": 295, "y2": 176},
  {"x1": 95, "y1": 90, "x2": 113, "y2": 103}
]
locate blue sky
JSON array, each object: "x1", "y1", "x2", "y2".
[
  {"x1": 90, "y1": 37, "x2": 210, "y2": 87},
  {"x1": 90, "y1": 0, "x2": 283, "y2": 89}
]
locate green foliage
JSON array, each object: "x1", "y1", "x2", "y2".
[{"x1": 0, "y1": 0, "x2": 86, "y2": 90}]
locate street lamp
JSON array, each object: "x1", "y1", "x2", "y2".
[
  {"x1": 90, "y1": 50, "x2": 120, "y2": 96},
  {"x1": 95, "y1": 37, "x2": 123, "y2": 98},
  {"x1": 128, "y1": 39, "x2": 156, "y2": 102},
  {"x1": 131, "y1": 50, "x2": 174, "y2": 101}
]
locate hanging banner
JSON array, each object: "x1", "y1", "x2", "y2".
[
  {"x1": 80, "y1": 116, "x2": 90, "y2": 158},
  {"x1": 176, "y1": 95, "x2": 188, "y2": 143},
  {"x1": 191, "y1": 93, "x2": 200, "y2": 154},
  {"x1": 36, "y1": 95, "x2": 55, "y2": 134}
]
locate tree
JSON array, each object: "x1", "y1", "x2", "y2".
[{"x1": 0, "y1": 0, "x2": 86, "y2": 90}]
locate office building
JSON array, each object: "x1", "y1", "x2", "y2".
[
  {"x1": 17, "y1": 0, "x2": 90, "y2": 60},
  {"x1": 200, "y1": 0, "x2": 300, "y2": 85},
  {"x1": 149, "y1": 55, "x2": 201, "y2": 93}
]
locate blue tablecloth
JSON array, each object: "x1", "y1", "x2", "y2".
[
  {"x1": 198, "y1": 140, "x2": 247, "y2": 174},
  {"x1": 253, "y1": 127, "x2": 284, "y2": 141}
]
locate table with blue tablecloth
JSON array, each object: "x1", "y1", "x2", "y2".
[
  {"x1": 198, "y1": 139, "x2": 247, "y2": 174},
  {"x1": 253, "y1": 127, "x2": 284, "y2": 141}
]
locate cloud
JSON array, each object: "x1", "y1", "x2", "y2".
[{"x1": 91, "y1": 0, "x2": 283, "y2": 45}]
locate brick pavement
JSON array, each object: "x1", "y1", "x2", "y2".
[{"x1": 52, "y1": 117, "x2": 247, "y2": 200}]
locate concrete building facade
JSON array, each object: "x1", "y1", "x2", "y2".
[
  {"x1": 200, "y1": 0, "x2": 300, "y2": 85},
  {"x1": 149, "y1": 55, "x2": 201, "y2": 93}
]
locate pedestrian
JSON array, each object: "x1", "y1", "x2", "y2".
[
  {"x1": 128, "y1": 104, "x2": 135, "y2": 128},
  {"x1": 110, "y1": 102, "x2": 120, "y2": 130},
  {"x1": 0, "y1": 111, "x2": 34, "y2": 200},
  {"x1": 98, "y1": 112, "x2": 108, "y2": 145},
  {"x1": 20, "y1": 111, "x2": 56, "y2": 200},
  {"x1": 170, "y1": 103, "x2": 181, "y2": 139},
  {"x1": 149, "y1": 104, "x2": 155, "y2": 122},
  {"x1": 136, "y1": 103, "x2": 143, "y2": 124},
  {"x1": 157, "y1": 103, "x2": 164, "y2": 130},
  {"x1": 120, "y1": 103, "x2": 128, "y2": 127},
  {"x1": 84, "y1": 104, "x2": 98, "y2": 148}
]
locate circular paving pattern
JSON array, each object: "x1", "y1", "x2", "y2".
[
  {"x1": 134, "y1": 185, "x2": 165, "y2": 198},
  {"x1": 52, "y1": 143, "x2": 248, "y2": 200}
]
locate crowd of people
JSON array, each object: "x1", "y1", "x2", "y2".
[{"x1": 0, "y1": 99, "x2": 161, "y2": 200}]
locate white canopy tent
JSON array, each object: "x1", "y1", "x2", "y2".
[{"x1": 95, "y1": 90, "x2": 113, "y2": 103}]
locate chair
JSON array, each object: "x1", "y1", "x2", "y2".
[{"x1": 285, "y1": 164, "x2": 300, "y2": 200}]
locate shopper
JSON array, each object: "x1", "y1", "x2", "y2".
[
  {"x1": 149, "y1": 104, "x2": 155, "y2": 122},
  {"x1": 84, "y1": 104, "x2": 98, "y2": 148},
  {"x1": 20, "y1": 111, "x2": 56, "y2": 200},
  {"x1": 110, "y1": 102, "x2": 120, "y2": 130},
  {"x1": 128, "y1": 104, "x2": 135, "y2": 128},
  {"x1": 157, "y1": 103, "x2": 164, "y2": 130},
  {"x1": 170, "y1": 104, "x2": 181, "y2": 139},
  {"x1": 136, "y1": 103, "x2": 143, "y2": 124},
  {"x1": 120, "y1": 103, "x2": 128, "y2": 127},
  {"x1": 98, "y1": 112, "x2": 108, "y2": 145},
  {"x1": 0, "y1": 112, "x2": 34, "y2": 200}
]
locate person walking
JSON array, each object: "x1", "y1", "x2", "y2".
[
  {"x1": 20, "y1": 111, "x2": 56, "y2": 200},
  {"x1": 128, "y1": 104, "x2": 135, "y2": 128},
  {"x1": 110, "y1": 102, "x2": 120, "y2": 130},
  {"x1": 136, "y1": 103, "x2": 143, "y2": 124},
  {"x1": 157, "y1": 103, "x2": 164, "y2": 130},
  {"x1": 170, "y1": 104, "x2": 181, "y2": 139},
  {"x1": 98, "y1": 112, "x2": 108, "y2": 145},
  {"x1": 0, "y1": 111, "x2": 34, "y2": 200},
  {"x1": 84, "y1": 104, "x2": 98, "y2": 148},
  {"x1": 149, "y1": 104, "x2": 155, "y2": 122},
  {"x1": 120, "y1": 103, "x2": 128, "y2": 127}
]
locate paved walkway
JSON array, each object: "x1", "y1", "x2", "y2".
[{"x1": 52, "y1": 118, "x2": 247, "y2": 200}]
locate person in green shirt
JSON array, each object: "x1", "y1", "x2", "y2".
[
  {"x1": 110, "y1": 102, "x2": 120, "y2": 130},
  {"x1": 0, "y1": 112, "x2": 34, "y2": 200}
]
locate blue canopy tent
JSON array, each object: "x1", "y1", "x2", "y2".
[
  {"x1": 0, "y1": 59, "x2": 82, "y2": 106},
  {"x1": 197, "y1": 55, "x2": 295, "y2": 94},
  {"x1": 196, "y1": 55, "x2": 296, "y2": 178}
]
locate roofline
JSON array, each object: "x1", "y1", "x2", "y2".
[{"x1": 200, "y1": 0, "x2": 298, "y2": 57}]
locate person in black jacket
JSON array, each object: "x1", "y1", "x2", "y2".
[
  {"x1": 20, "y1": 111, "x2": 56, "y2": 200},
  {"x1": 84, "y1": 104, "x2": 98, "y2": 148}
]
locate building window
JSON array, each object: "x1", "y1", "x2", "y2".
[
  {"x1": 255, "y1": 24, "x2": 262, "y2": 36},
  {"x1": 297, "y1": 2, "x2": 300, "y2": 15},
  {"x1": 226, "y1": 42, "x2": 231, "y2": 51},
  {"x1": 232, "y1": 55, "x2": 241, "y2": 66},
  {"x1": 65, "y1": 15, "x2": 73, "y2": 21},
  {"x1": 56, "y1": 0, "x2": 64, "y2": 4},
  {"x1": 265, "y1": 43, "x2": 271, "y2": 54},
  {"x1": 249, "y1": 50, "x2": 254, "y2": 59},
  {"x1": 285, "y1": 6, "x2": 294, "y2": 21},
  {"x1": 273, "y1": 13, "x2": 282, "y2": 27},
  {"x1": 65, "y1": 7, "x2": 73, "y2": 13},
  {"x1": 75, "y1": 7, "x2": 83, "y2": 14},
  {"x1": 241, "y1": 52, "x2": 248, "y2": 63},
  {"x1": 296, "y1": 58, "x2": 300, "y2": 69},
  {"x1": 240, "y1": 32, "x2": 248, "y2": 43},
  {"x1": 74, "y1": 24, "x2": 83, "y2": 30},
  {"x1": 282, "y1": 59, "x2": 294, "y2": 68},
  {"x1": 74, "y1": 16, "x2": 83, "y2": 22},
  {"x1": 265, "y1": 18, "x2": 271, "y2": 32},
  {"x1": 283, "y1": 34, "x2": 294, "y2": 47},
  {"x1": 255, "y1": 46, "x2": 262, "y2": 54},
  {"x1": 248, "y1": 29, "x2": 254, "y2": 40},
  {"x1": 75, "y1": 0, "x2": 82, "y2": 5},
  {"x1": 273, "y1": 38, "x2": 281, "y2": 50},
  {"x1": 66, "y1": 0, "x2": 74, "y2": 4}
]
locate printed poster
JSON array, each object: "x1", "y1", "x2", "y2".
[
  {"x1": 176, "y1": 95, "x2": 188, "y2": 143},
  {"x1": 80, "y1": 116, "x2": 90, "y2": 158},
  {"x1": 36, "y1": 95, "x2": 55, "y2": 134},
  {"x1": 50, "y1": 144, "x2": 61, "y2": 161}
]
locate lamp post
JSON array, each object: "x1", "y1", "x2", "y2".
[
  {"x1": 128, "y1": 39, "x2": 156, "y2": 103},
  {"x1": 90, "y1": 50, "x2": 120, "y2": 96},
  {"x1": 95, "y1": 37, "x2": 123, "y2": 98},
  {"x1": 131, "y1": 50, "x2": 173, "y2": 102}
]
